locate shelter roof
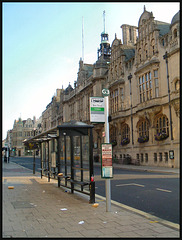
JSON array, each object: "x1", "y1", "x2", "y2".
[{"x1": 23, "y1": 121, "x2": 94, "y2": 145}]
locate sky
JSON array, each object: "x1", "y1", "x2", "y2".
[{"x1": 2, "y1": 2, "x2": 180, "y2": 140}]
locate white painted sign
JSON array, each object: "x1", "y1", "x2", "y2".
[{"x1": 90, "y1": 97, "x2": 105, "y2": 123}]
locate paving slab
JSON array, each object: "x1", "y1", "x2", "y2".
[{"x1": 2, "y1": 161, "x2": 180, "y2": 238}]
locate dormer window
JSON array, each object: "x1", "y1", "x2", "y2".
[{"x1": 173, "y1": 29, "x2": 177, "y2": 38}]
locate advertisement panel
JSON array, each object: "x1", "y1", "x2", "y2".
[{"x1": 101, "y1": 143, "x2": 113, "y2": 178}]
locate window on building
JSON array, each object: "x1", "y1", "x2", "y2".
[
  {"x1": 138, "y1": 48, "x2": 142, "y2": 63},
  {"x1": 110, "y1": 127, "x2": 117, "y2": 142},
  {"x1": 145, "y1": 153, "x2": 148, "y2": 162},
  {"x1": 120, "y1": 87, "x2": 124, "y2": 110},
  {"x1": 139, "y1": 72, "x2": 152, "y2": 103},
  {"x1": 162, "y1": 39, "x2": 165, "y2": 46},
  {"x1": 173, "y1": 29, "x2": 177, "y2": 38},
  {"x1": 110, "y1": 89, "x2": 118, "y2": 113},
  {"x1": 159, "y1": 152, "x2": 162, "y2": 161},
  {"x1": 129, "y1": 28, "x2": 132, "y2": 41},
  {"x1": 141, "y1": 153, "x2": 144, "y2": 162},
  {"x1": 138, "y1": 120, "x2": 149, "y2": 138},
  {"x1": 164, "y1": 152, "x2": 168, "y2": 162},
  {"x1": 145, "y1": 44, "x2": 148, "y2": 59},
  {"x1": 154, "y1": 69, "x2": 159, "y2": 97},
  {"x1": 121, "y1": 124, "x2": 130, "y2": 142},
  {"x1": 154, "y1": 153, "x2": 157, "y2": 162},
  {"x1": 155, "y1": 115, "x2": 169, "y2": 136},
  {"x1": 151, "y1": 39, "x2": 155, "y2": 55}
]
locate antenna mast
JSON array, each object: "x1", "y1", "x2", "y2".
[
  {"x1": 103, "y1": 10, "x2": 106, "y2": 32},
  {"x1": 82, "y1": 16, "x2": 84, "y2": 62}
]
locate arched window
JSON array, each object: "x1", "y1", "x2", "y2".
[
  {"x1": 121, "y1": 124, "x2": 130, "y2": 145},
  {"x1": 110, "y1": 127, "x2": 117, "y2": 142},
  {"x1": 138, "y1": 48, "x2": 142, "y2": 63},
  {"x1": 137, "y1": 119, "x2": 149, "y2": 143},
  {"x1": 129, "y1": 28, "x2": 132, "y2": 41},
  {"x1": 145, "y1": 44, "x2": 148, "y2": 59},
  {"x1": 121, "y1": 124, "x2": 130, "y2": 139},
  {"x1": 138, "y1": 120, "x2": 149, "y2": 137},
  {"x1": 155, "y1": 115, "x2": 169, "y2": 140},
  {"x1": 173, "y1": 29, "x2": 177, "y2": 38}
]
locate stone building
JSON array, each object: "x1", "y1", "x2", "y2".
[
  {"x1": 42, "y1": 88, "x2": 64, "y2": 132},
  {"x1": 13, "y1": 7, "x2": 179, "y2": 167},
  {"x1": 11, "y1": 116, "x2": 41, "y2": 156},
  {"x1": 60, "y1": 28, "x2": 111, "y2": 160},
  {"x1": 58, "y1": 7, "x2": 179, "y2": 168},
  {"x1": 108, "y1": 7, "x2": 180, "y2": 168}
]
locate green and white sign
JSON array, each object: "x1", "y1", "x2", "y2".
[
  {"x1": 102, "y1": 88, "x2": 110, "y2": 96},
  {"x1": 90, "y1": 97, "x2": 105, "y2": 123}
]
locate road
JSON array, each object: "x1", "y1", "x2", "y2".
[{"x1": 9, "y1": 156, "x2": 179, "y2": 224}]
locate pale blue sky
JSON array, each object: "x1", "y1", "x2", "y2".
[{"x1": 2, "y1": 2, "x2": 180, "y2": 139}]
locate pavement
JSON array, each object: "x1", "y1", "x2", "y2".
[{"x1": 2, "y1": 160, "x2": 180, "y2": 238}]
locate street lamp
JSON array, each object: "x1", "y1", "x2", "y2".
[
  {"x1": 128, "y1": 73, "x2": 134, "y2": 145},
  {"x1": 163, "y1": 51, "x2": 173, "y2": 140}
]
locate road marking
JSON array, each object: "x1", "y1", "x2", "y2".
[
  {"x1": 133, "y1": 183, "x2": 145, "y2": 187},
  {"x1": 156, "y1": 188, "x2": 172, "y2": 193},
  {"x1": 116, "y1": 183, "x2": 145, "y2": 187}
]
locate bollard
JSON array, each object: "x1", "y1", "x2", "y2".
[{"x1": 89, "y1": 181, "x2": 95, "y2": 204}]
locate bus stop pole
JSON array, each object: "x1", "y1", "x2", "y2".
[
  {"x1": 89, "y1": 128, "x2": 95, "y2": 203},
  {"x1": 105, "y1": 96, "x2": 111, "y2": 212}
]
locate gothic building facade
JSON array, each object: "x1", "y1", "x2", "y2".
[
  {"x1": 107, "y1": 8, "x2": 180, "y2": 168},
  {"x1": 58, "y1": 7, "x2": 180, "y2": 168}
]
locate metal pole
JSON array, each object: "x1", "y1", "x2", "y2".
[
  {"x1": 89, "y1": 128, "x2": 95, "y2": 203},
  {"x1": 40, "y1": 143, "x2": 43, "y2": 179},
  {"x1": 33, "y1": 149, "x2": 35, "y2": 174},
  {"x1": 47, "y1": 140, "x2": 50, "y2": 182},
  {"x1": 128, "y1": 73, "x2": 134, "y2": 144},
  {"x1": 64, "y1": 134, "x2": 67, "y2": 186},
  {"x1": 163, "y1": 51, "x2": 173, "y2": 140},
  {"x1": 70, "y1": 136, "x2": 74, "y2": 194},
  {"x1": 33, "y1": 129, "x2": 36, "y2": 174},
  {"x1": 105, "y1": 96, "x2": 111, "y2": 212}
]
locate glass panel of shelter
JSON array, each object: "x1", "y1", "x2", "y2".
[{"x1": 58, "y1": 135, "x2": 90, "y2": 193}]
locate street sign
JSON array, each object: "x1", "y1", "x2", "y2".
[
  {"x1": 101, "y1": 143, "x2": 113, "y2": 178},
  {"x1": 90, "y1": 97, "x2": 105, "y2": 123},
  {"x1": 102, "y1": 88, "x2": 110, "y2": 96}
]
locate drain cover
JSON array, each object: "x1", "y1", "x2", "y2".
[{"x1": 11, "y1": 201, "x2": 35, "y2": 209}]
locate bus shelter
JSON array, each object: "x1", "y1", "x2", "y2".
[{"x1": 23, "y1": 121, "x2": 95, "y2": 203}]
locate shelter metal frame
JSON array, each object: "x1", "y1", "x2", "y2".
[{"x1": 23, "y1": 121, "x2": 95, "y2": 203}]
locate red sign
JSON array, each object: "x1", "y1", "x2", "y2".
[{"x1": 101, "y1": 143, "x2": 113, "y2": 178}]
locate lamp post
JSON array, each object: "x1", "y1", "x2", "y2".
[
  {"x1": 128, "y1": 73, "x2": 134, "y2": 145},
  {"x1": 163, "y1": 51, "x2": 173, "y2": 140}
]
